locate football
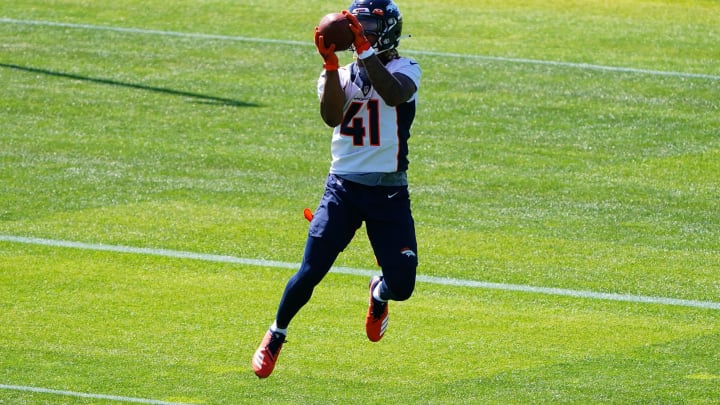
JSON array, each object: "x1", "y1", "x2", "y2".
[{"x1": 317, "y1": 13, "x2": 354, "y2": 51}]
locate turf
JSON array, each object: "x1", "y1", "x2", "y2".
[{"x1": 1, "y1": 0, "x2": 719, "y2": 403}]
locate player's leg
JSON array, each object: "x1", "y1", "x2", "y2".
[
  {"x1": 253, "y1": 174, "x2": 361, "y2": 377},
  {"x1": 274, "y1": 236, "x2": 342, "y2": 328},
  {"x1": 277, "y1": 174, "x2": 362, "y2": 324},
  {"x1": 253, "y1": 235, "x2": 346, "y2": 378},
  {"x1": 363, "y1": 186, "x2": 418, "y2": 341},
  {"x1": 366, "y1": 187, "x2": 418, "y2": 301}
]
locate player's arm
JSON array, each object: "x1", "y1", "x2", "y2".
[
  {"x1": 359, "y1": 57, "x2": 416, "y2": 106},
  {"x1": 320, "y1": 70, "x2": 345, "y2": 127},
  {"x1": 315, "y1": 27, "x2": 346, "y2": 127}
]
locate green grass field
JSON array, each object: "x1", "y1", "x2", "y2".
[{"x1": 1, "y1": 0, "x2": 719, "y2": 403}]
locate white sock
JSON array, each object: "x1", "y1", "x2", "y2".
[
  {"x1": 372, "y1": 283, "x2": 388, "y2": 302},
  {"x1": 270, "y1": 321, "x2": 288, "y2": 336}
]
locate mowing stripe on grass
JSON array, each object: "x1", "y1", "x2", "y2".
[
  {"x1": 2, "y1": 234, "x2": 719, "y2": 310},
  {"x1": 0, "y1": 384, "x2": 194, "y2": 405},
  {"x1": 1, "y1": 17, "x2": 719, "y2": 81}
]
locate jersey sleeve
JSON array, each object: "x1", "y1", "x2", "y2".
[{"x1": 391, "y1": 57, "x2": 422, "y2": 97}]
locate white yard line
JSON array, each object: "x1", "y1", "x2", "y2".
[
  {"x1": 0, "y1": 384, "x2": 195, "y2": 405},
  {"x1": 2, "y1": 234, "x2": 719, "y2": 310},
  {"x1": 1, "y1": 17, "x2": 719, "y2": 81}
]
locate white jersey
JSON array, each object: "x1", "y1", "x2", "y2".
[{"x1": 317, "y1": 57, "x2": 421, "y2": 175}]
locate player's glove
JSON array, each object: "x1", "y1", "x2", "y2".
[
  {"x1": 342, "y1": 10, "x2": 374, "y2": 60},
  {"x1": 314, "y1": 27, "x2": 339, "y2": 71}
]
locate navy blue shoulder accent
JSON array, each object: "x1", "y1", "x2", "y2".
[
  {"x1": 350, "y1": 62, "x2": 358, "y2": 83},
  {"x1": 395, "y1": 100, "x2": 417, "y2": 172}
]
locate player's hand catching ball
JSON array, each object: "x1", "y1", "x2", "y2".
[
  {"x1": 342, "y1": 10, "x2": 373, "y2": 59},
  {"x1": 314, "y1": 27, "x2": 339, "y2": 71}
]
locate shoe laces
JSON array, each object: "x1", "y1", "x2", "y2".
[{"x1": 267, "y1": 332, "x2": 286, "y2": 356}]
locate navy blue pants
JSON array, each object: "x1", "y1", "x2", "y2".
[{"x1": 275, "y1": 174, "x2": 418, "y2": 328}]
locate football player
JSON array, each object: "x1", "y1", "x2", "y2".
[{"x1": 253, "y1": 0, "x2": 421, "y2": 378}]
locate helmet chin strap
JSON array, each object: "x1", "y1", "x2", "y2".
[
  {"x1": 351, "y1": 33, "x2": 409, "y2": 60},
  {"x1": 352, "y1": 47, "x2": 398, "y2": 63},
  {"x1": 353, "y1": 47, "x2": 392, "y2": 57},
  {"x1": 376, "y1": 34, "x2": 409, "y2": 56},
  {"x1": 372, "y1": 33, "x2": 410, "y2": 54}
]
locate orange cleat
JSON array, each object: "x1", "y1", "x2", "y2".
[
  {"x1": 252, "y1": 330, "x2": 286, "y2": 378},
  {"x1": 365, "y1": 276, "x2": 388, "y2": 342}
]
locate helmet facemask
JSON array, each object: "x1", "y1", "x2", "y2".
[
  {"x1": 355, "y1": 14, "x2": 401, "y2": 54},
  {"x1": 349, "y1": 0, "x2": 403, "y2": 54}
]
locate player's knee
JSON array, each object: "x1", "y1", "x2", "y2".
[
  {"x1": 386, "y1": 279, "x2": 415, "y2": 301},
  {"x1": 381, "y1": 252, "x2": 417, "y2": 301}
]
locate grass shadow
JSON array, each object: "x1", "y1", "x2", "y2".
[{"x1": 1, "y1": 63, "x2": 259, "y2": 107}]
